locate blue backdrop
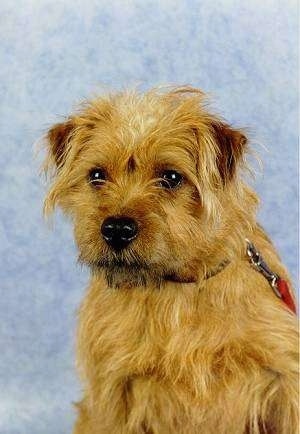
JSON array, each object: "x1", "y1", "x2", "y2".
[{"x1": 0, "y1": 1, "x2": 298, "y2": 433}]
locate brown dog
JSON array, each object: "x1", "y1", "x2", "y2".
[{"x1": 44, "y1": 87, "x2": 298, "y2": 434}]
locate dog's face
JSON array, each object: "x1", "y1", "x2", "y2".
[{"x1": 45, "y1": 87, "x2": 252, "y2": 287}]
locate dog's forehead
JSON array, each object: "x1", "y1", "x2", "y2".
[
  {"x1": 116, "y1": 93, "x2": 167, "y2": 139},
  {"x1": 77, "y1": 91, "x2": 200, "y2": 172}
]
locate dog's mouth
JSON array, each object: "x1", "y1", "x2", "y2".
[
  {"x1": 95, "y1": 254, "x2": 150, "y2": 273},
  {"x1": 82, "y1": 250, "x2": 153, "y2": 288},
  {"x1": 95, "y1": 259, "x2": 157, "y2": 288},
  {"x1": 81, "y1": 249, "x2": 197, "y2": 288},
  {"x1": 89, "y1": 257, "x2": 196, "y2": 288}
]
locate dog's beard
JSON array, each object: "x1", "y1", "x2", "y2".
[
  {"x1": 80, "y1": 249, "x2": 197, "y2": 289},
  {"x1": 103, "y1": 263, "x2": 158, "y2": 288},
  {"x1": 80, "y1": 250, "x2": 163, "y2": 288},
  {"x1": 97, "y1": 261, "x2": 166, "y2": 289}
]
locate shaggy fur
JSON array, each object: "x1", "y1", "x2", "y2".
[{"x1": 44, "y1": 87, "x2": 298, "y2": 434}]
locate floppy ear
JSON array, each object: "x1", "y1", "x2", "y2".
[
  {"x1": 211, "y1": 121, "x2": 247, "y2": 184},
  {"x1": 47, "y1": 119, "x2": 75, "y2": 169},
  {"x1": 43, "y1": 119, "x2": 77, "y2": 215},
  {"x1": 44, "y1": 110, "x2": 102, "y2": 214}
]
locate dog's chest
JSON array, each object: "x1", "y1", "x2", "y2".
[
  {"x1": 81, "y1": 284, "x2": 241, "y2": 385},
  {"x1": 79, "y1": 283, "x2": 285, "y2": 433}
]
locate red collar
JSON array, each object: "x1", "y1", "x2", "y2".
[{"x1": 246, "y1": 240, "x2": 297, "y2": 314}]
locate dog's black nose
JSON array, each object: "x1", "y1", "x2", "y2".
[{"x1": 101, "y1": 216, "x2": 138, "y2": 250}]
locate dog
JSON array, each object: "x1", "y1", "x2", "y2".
[{"x1": 44, "y1": 87, "x2": 298, "y2": 434}]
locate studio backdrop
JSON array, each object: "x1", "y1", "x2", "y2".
[{"x1": 0, "y1": 1, "x2": 297, "y2": 433}]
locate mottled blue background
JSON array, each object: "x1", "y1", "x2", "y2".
[{"x1": 0, "y1": 1, "x2": 298, "y2": 433}]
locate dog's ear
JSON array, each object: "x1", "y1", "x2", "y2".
[
  {"x1": 46, "y1": 119, "x2": 76, "y2": 169},
  {"x1": 211, "y1": 121, "x2": 247, "y2": 184},
  {"x1": 43, "y1": 119, "x2": 77, "y2": 215}
]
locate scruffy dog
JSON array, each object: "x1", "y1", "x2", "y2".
[{"x1": 44, "y1": 87, "x2": 298, "y2": 434}]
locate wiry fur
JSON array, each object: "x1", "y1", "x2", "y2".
[{"x1": 44, "y1": 87, "x2": 298, "y2": 434}]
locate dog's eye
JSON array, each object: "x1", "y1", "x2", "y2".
[
  {"x1": 88, "y1": 168, "x2": 106, "y2": 187},
  {"x1": 159, "y1": 170, "x2": 183, "y2": 189}
]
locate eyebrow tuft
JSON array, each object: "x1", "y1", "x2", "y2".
[{"x1": 127, "y1": 155, "x2": 136, "y2": 173}]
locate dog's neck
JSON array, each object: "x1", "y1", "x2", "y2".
[{"x1": 93, "y1": 242, "x2": 240, "y2": 289}]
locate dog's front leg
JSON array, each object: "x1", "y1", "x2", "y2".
[
  {"x1": 248, "y1": 309, "x2": 299, "y2": 434},
  {"x1": 265, "y1": 372, "x2": 298, "y2": 434},
  {"x1": 73, "y1": 396, "x2": 130, "y2": 434},
  {"x1": 73, "y1": 399, "x2": 92, "y2": 434}
]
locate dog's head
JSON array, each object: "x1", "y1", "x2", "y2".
[{"x1": 44, "y1": 87, "x2": 257, "y2": 287}]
